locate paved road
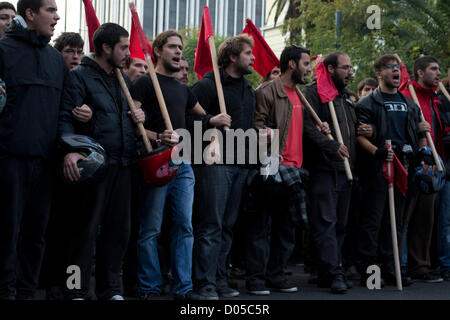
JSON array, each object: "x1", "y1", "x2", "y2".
[{"x1": 35, "y1": 264, "x2": 450, "y2": 301}]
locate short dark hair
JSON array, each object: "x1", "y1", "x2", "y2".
[
  {"x1": 217, "y1": 34, "x2": 254, "y2": 69},
  {"x1": 357, "y1": 78, "x2": 378, "y2": 95},
  {"x1": 152, "y1": 30, "x2": 183, "y2": 64},
  {"x1": 414, "y1": 55, "x2": 439, "y2": 80},
  {"x1": 280, "y1": 45, "x2": 310, "y2": 73},
  {"x1": 373, "y1": 54, "x2": 399, "y2": 73},
  {"x1": 0, "y1": 2, "x2": 16, "y2": 12},
  {"x1": 93, "y1": 23, "x2": 129, "y2": 57},
  {"x1": 323, "y1": 51, "x2": 347, "y2": 70},
  {"x1": 53, "y1": 32, "x2": 84, "y2": 52},
  {"x1": 17, "y1": 0, "x2": 43, "y2": 18}
]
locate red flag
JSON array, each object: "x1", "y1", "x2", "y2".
[
  {"x1": 398, "y1": 61, "x2": 411, "y2": 92},
  {"x1": 383, "y1": 154, "x2": 408, "y2": 196},
  {"x1": 315, "y1": 62, "x2": 339, "y2": 104},
  {"x1": 194, "y1": 6, "x2": 214, "y2": 80},
  {"x1": 129, "y1": 22, "x2": 145, "y2": 62},
  {"x1": 82, "y1": 0, "x2": 100, "y2": 53},
  {"x1": 241, "y1": 19, "x2": 279, "y2": 78},
  {"x1": 129, "y1": 3, "x2": 155, "y2": 63}
]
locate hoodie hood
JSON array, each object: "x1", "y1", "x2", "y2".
[{"x1": 5, "y1": 16, "x2": 51, "y2": 48}]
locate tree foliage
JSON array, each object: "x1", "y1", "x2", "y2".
[{"x1": 281, "y1": 0, "x2": 449, "y2": 92}]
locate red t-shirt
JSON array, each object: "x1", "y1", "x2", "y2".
[{"x1": 282, "y1": 86, "x2": 303, "y2": 168}]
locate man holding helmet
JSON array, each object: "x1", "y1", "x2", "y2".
[{"x1": 58, "y1": 23, "x2": 145, "y2": 300}]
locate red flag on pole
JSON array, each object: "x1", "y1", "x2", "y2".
[
  {"x1": 383, "y1": 154, "x2": 408, "y2": 196},
  {"x1": 129, "y1": 3, "x2": 155, "y2": 63},
  {"x1": 241, "y1": 19, "x2": 279, "y2": 78},
  {"x1": 129, "y1": 22, "x2": 145, "y2": 62},
  {"x1": 315, "y1": 62, "x2": 339, "y2": 104},
  {"x1": 194, "y1": 7, "x2": 214, "y2": 80},
  {"x1": 82, "y1": 0, "x2": 100, "y2": 53},
  {"x1": 398, "y1": 61, "x2": 411, "y2": 92}
]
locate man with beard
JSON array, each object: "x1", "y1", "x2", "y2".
[
  {"x1": 356, "y1": 54, "x2": 430, "y2": 287},
  {"x1": 246, "y1": 45, "x2": 331, "y2": 296},
  {"x1": 175, "y1": 56, "x2": 189, "y2": 84},
  {"x1": 131, "y1": 30, "x2": 230, "y2": 301},
  {"x1": 401, "y1": 56, "x2": 447, "y2": 283},
  {"x1": 189, "y1": 34, "x2": 256, "y2": 300},
  {"x1": 58, "y1": 23, "x2": 145, "y2": 300},
  {"x1": 0, "y1": 0, "x2": 66, "y2": 300},
  {"x1": 302, "y1": 51, "x2": 357, "y2": 294}
]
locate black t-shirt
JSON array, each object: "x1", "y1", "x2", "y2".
[
  {"x1": 131, "y1": 73, "x2": 197, "y2": 133},
  {"x1": 382, "y1": 92, "x2": 409, "y2": 146}
]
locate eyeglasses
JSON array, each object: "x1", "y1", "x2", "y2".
[
  {"x1": 384, "y1": 64, "x2": 400, "y2": 70},
  {"x1": 63, "y1": 49, "x2": 83, "y2": 56},
  {"x1": 337, "y1": 65, "x2": 354, "y2": 73}
]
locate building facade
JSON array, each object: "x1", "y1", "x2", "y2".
[{"x1": 142, "y1": 0, "x2": 265, "y2": 39}]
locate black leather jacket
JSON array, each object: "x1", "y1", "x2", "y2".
[
  {"x1": 356, "y1": 87, "x2": 422, "y2": 175},
  {"x1": 58, "y1": 56, "x2": 137, "y2": 166}
]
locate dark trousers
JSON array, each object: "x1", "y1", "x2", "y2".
[
  {"x1": 192, "y1": 165, "x2": 249, "y2": 289},
  {"x1": 39, "y1": 177, "x2": 82, "y2": 294},
  {"x1": 402, "y1": 185, "x2": 436, "y2": 276},
  {"x1": 64, "y1": 165, "x2": 132, "y2": 300},
  {"x1": 0, "y1": 155, "x2": 53, "y2": 300},
  {"x1": 245, "y1": 179, "x2": 296, "y2": 288},
  {"x1": 308, "y1": 171, "x2": 351, "y2": 282},
  {"x1": 358, "y1": 172, "x2": 405, "y2": 275},
  {"x1": 342, "y1": 179, "x2": 363, "y2": 269}
]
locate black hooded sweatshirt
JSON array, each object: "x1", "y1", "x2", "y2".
[{"x1": 0, "y1": 18, "x2": 67, "y2": 159}]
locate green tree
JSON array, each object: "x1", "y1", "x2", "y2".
[
  {"x1": 269, "y1": 0, "x2": 302, "y2": 44},
  {"x1": 282, "y1": 0, "x2": 449, "y2": 93}
]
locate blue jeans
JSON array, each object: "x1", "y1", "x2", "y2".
[
  {"x1": 137, "y1": 163, "x2": 194, "y2": 295},
  {"x1": 437, "y1": 182, "x2": 450, "y2": 272}
]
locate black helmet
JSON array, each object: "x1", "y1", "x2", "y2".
[
  {"x1": 413, "y1": 146, "x2": 446, "y2": 194},
  {"x1": 59, "y1": 134, "x2": 107, "y2": 184}
]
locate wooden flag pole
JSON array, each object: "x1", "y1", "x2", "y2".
[
  {"x1": 328, "y1": 101, "x2": 353, "y2": 181},
  {"x1": 408, "y1": 85, "x2": 444, "y2": 172},
  {"x1": 143, "y1": 55, "x2": 173, "y2": 132},
  {"x1": 385, "y1": 140, "x2": 403, "y2": 291},
  {"x1": 297, "y1": 89, "x2": 334, "y2": 141},
  {"x1": 208, "y1": 36, "x2": 229, "y2": 130},
  {"x1": 115, "y1": 68, "x2": 152, "y2": 153},
  {"x1": 394, "y1": 54, "x2": 443, "y2": 172}
]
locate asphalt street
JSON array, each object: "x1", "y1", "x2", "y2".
[{"x1": 34, "y1": 263, "x2": 450, "y2": 301}]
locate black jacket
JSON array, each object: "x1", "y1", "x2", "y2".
[
  {"x1": 0, "y1": 19, "x2": 67, "y2": 159},
  {"x1": 191, "y1": 69, "x2": 256, "y2": 166},
  {"x1": 356, "y1": 87, "x2": 422, "y2": 176},
  {"x1": 58, "y1": 56, "x2": 137, "y2": 166},
  {"x1": 302, "y1": 82, "x2": 357, "y2": 173}
]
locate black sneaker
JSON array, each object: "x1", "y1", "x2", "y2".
[
  {"x1": 267, "y1": 280, "x2": 298, "y2": 293},
  {"x1": 246, "y1": 284, "x2": 270, "y2": 296},
  {"x1": 330, "y1": 275, "x2": 347, "y2": 294},
  {"x1": 217, "y1": 286, "x2": 239, "y2": 298},
  {"x1": 383, "y1": 273, "x2": 414, "y2": 287},
  {"x1": 193, "y1": 286, "x2": 219, "y2": 300},
  {"x1": 411, "y1": 272, "x2": 444, "y2": 283}
]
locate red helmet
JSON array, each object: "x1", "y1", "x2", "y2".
[{"x1": 138, "y1": 145, "x2": 178, "y2": 187}]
